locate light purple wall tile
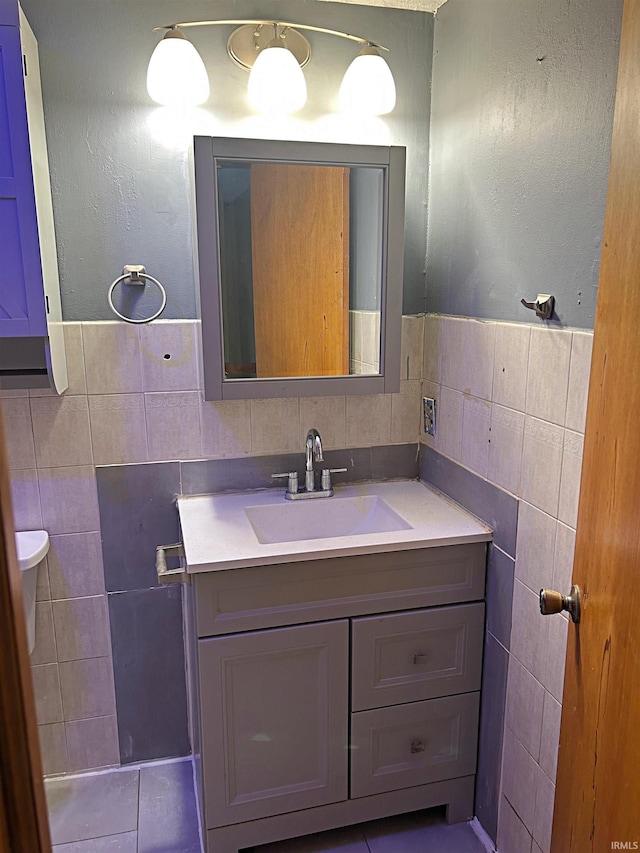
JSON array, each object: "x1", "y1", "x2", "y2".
[
  {"x1": 89, "y1": 394, "x2": 148, "y2": 465},
  {"x1": 140, "y1": 320, "x2": 200, "y2": 392},
  {"x1": 32, "y1": 663, "x2": 63, "y2": 725},
  {"x1": 520, "y1": 417, "x2": 563, "y2": 517},
  {"x1": 502, "y1": 727, "x2": 538, "y2": 831},
  {"x1": 66, "y1": 715, "x2": 119, "y2": 772},
  {"x1": 38, "y1": 466, "x2": 99, "y2": 534},
  {"x1": 30, "y1": 600, "x2": 57, "y2": 665},
  {"x1": 83, "y1": 322, "x2": 143, "y2": 395},
  {"x1": 59, "y1": 656, "x2": 116, "y2": 721},
  {"x1": 52, "y1": 595, "x2": 111, "y2": 662},
  {"x1": 48, "y1": 532, "x2": 105, "y2": 599},
  {"x1": 10, "y1": 468, "x2": 42, "y2": 529},
  {"x1": 493, "y1": 323, "x2": 530, "y2": 413},
  {"x1": 566, "y1": 332, "x2": 593, "y2": 433},
  {"x1": 525, "y1": 328, "x2": 572, "y2": 426},
  {"x1": 145, "y1": 392, "x2": 202, "y2": 461},
  {"x1": 63, "y1": 323, "x2": 87, "y2": 396},
  {"x1": 510, "y1": 580, "x2": 549, "y2": 684},
  {"x1": 2, "y1": 396, "x2": 36, "y2": 468},
  {"x1": 497, "y1": 797, "x2": 533, "y2": 853},
  {"x1": 31, "y1": 396, "x2": 93, "y2": 468},
  {"x1": 505, "y1": 656, "x2": 544, "y2": 761},
  {"x1": 539, "y1": 691, "x2": 562, "y2": 783},
  {"x1": 201, "y1": 399, "x2": 252, "y2": 457}
]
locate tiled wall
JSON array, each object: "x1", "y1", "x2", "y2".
[
  {"x1": 418, "y1": 314, "x2": 592, "y2": 853},
  {"x1": 3, "y1": 317, "x2": 424, "y2": 776},
  {"x1": 4, "y1": 310, "x2": 591, "y2": 846}
]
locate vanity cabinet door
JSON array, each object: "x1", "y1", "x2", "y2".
[
  {"x1": 198, "y1": 620, "x2": 349, "y2": 829},
  {"x1": 0, "y1": 1, "x2": 18, "y2": 26}
]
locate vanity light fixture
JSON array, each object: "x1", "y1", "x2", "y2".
[
  {"x1": 246, "y1": 25, "x2": 308, "y2": 114},
  {"x1": 146, "y1": 28, "x2": 210, "y2": 107},
  {"x1": 146, "y1": 19, "x2": 396, "y2": 116}
]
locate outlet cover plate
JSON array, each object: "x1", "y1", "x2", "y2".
[{"x1": 423, "y1": 397, "x2": 436, "y2": 436}]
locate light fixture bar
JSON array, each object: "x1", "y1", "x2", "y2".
[{"x1": 151, "y1": 19, "x2": 390, "y2": 52}]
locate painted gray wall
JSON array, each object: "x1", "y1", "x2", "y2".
[
  {"x1": 426, "y1": 0, "x2": 623, "y2": 328},
  {"x1": 21, "y1": 0, "x2": 433, "y2": 320}
]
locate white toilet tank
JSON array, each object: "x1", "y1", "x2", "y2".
[{"x1": 15, "y1": 530, "x2": 50, "y2": 654}]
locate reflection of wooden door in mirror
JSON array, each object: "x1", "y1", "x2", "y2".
[{"x1": 250, "y1": 163, "x2": 349, "y2": 377}]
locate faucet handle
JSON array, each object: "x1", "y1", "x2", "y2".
[
  {"x1": 320, "y1": 468, "x2": 347, "y2": 491},
  {"x1": 271, "y1": 472, "x2": 299, "y2": 494}
]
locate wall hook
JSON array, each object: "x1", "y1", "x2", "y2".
[{"x1": 521, "y1": 293, "x2": 555, "y2": 320}]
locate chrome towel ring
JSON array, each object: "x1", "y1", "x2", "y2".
[{"x1": 108, "y1": 265, "x2": 167, "y2": 324}]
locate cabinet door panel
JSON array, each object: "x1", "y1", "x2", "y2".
[
  {"x1": 351, "y1": 603, "x2": 485, "y2": 710},
  {"x1": 0, "y1": 1, "x2": 18, "y2": 27},
  {"x1": 199, "y1": 620, "x2": 349, "y2": 828},
  {"x1": 0, "y1": 26, "x2": 46, "y2": 337},
  {"x1": 350, "y1": 692, "x2": 480, "y2": 798}
]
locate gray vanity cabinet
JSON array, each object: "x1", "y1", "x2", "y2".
[{"x1": 188, "y1": 543, "x2": 487, "y2": 853}]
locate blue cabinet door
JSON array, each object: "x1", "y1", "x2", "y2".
[
  {"x1": 0, "y1": 0, "x2": 18, "y2": 27},
  {"x1": 0, "y1": 24, "x2": 47, "y2": 337}
]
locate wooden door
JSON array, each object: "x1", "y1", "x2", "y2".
[
  {"x1": 0, "y1": 402, "x2": 52, "y2": 851},
  {"x1": 198, "y1": 620, "x2": 349, "y2": 828},
  {"x1": 551, "y1": 0, "x2": 640, "y2": 848},
  {"x1": 250, "y1": 163, "x2": 350, "y2": 378}
]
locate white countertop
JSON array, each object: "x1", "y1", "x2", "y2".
[{"x1": 177, "y1": 480, "x2": 492, "y2": 573}]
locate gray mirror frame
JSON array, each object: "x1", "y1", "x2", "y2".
[{"x1": 193, "y1": 136, "x2": 405, "y2": 400}]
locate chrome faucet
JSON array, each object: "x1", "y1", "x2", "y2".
[
  {"x1": 305, "y1": 428, "x2": 324, "y2": 492},
  {"x1": 271, "y1": 427, "x2": 346, "y2": 500}
]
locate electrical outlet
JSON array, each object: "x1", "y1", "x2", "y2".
[{"x1": 423, "y1": 397, "x2": 436, "y2": 436}]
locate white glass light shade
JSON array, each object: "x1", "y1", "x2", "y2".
[
  {"x1": 248, "y1": 42, "x2": 307, "y2": 114},
  {"x1": 147, "y1": 31, "x2": 210, "y2": 107},
  {"x1": 339, "y1": 47, "x2": 396, "y2": 116}
]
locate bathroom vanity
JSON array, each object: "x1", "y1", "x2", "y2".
[{"x1": 175, "y1": 481, "x2": 491, "y2": 853}]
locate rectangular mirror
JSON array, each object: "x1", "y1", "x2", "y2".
[{"x1": 193, "y1": 137, "x2": 405, "y2": 400}]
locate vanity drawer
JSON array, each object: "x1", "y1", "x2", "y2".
[
  {"x1": 351, "y1": 602, "x2": 484, "y2": 711},
  {"x1": 350, "y1": 692, "x2": 480, "y2": 799},
  {"x1": 194, "y1": 543, "x2": 486, "y2": 636}
]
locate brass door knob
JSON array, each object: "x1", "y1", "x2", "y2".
[{"x1": 539, "y1": 585, "x2": 581, "y2": 623}]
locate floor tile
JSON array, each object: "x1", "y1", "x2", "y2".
[
  {"x1": 52, "y1": 831, "x2": 138, "y2": 851},
  {"x1": 252, "y1": 825, "x2": 368, "y2": 852},
  {"x1": 362, "y1": 810, "x2": 488, "y2": 853},
  {"x1": 46, "y1": 769, "x2": 139, "y2": 845},
  {"x1": 137, "y1": 760, "x2": 200, "y2": 853}
]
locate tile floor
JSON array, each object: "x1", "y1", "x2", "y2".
[
  {"x1": 251, "y1": 811, "x2": 492, "y2": 853},
  {"x1": 46, "y1": 758, "x2": 200, "y2": 851},
  {"x1": 46, "y1": 758, "x2": 493, "y2": 853}
]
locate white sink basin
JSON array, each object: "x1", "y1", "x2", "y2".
[
  {"x1": 177, "y1": 481, "x2": 493, "y2": 572},
  {"x1": 245, "y1": 495, "x2": 414, "y2": 544}
]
